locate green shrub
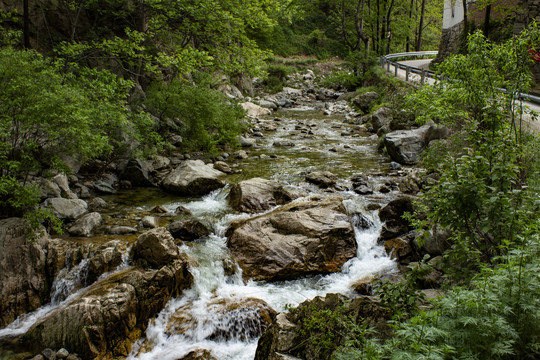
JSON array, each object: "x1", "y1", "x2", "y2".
[
  {"x1": 145, "y1": 80, "x2": 246, "y2": 154},
  {"x1": 263, "y1": 64, "x2": 292, "y2": 93}
]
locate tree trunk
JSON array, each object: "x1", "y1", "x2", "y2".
[
  {"x1": 484, "y1": 4, "x2": 492, "y2": 37},
  {"x1": 415, "y1": 0, "x2": 426, "y2": 51},
  {"x1": 462, "y1": 0, "x2": 468, "y2": 37},
  {"x1": 23, "y1": 0, "x2": 30, "y2": 48},
  {"x1": 406, "y1": 0, "x2": 415, "y2": 52},
  {"x1": 385, "y1": 0, "x2": 395, "y2": 54}
]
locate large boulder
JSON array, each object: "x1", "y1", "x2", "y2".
[
  {"x1": 168, "y1": 219, "x2": 211, "y2": 242},
  {"x1": 0, "y1": 218, "x2": 49, "y2": 327},
  {"x1": 305, "y1": 171, "x2": 338, "y2": 189},
  {"x1": 24, "y1": 258, "x2": 193, "y2": 360},
  {"x1": 162, "y1": 160, "x2": 226, "y2": 196},
  {"x1": 86, "y1": 240, "x2": 128, "y2": 285},
  {"x1": 130, "y1": 228, "x2": 181, "y2": 268},
  {"x1": 228, "y1": 178, "x2": 294, "y2": 214},
  {"x1": 52, "y1": 174, "x2": 78, "y2": 199},
  {"x1": 226, "y1": 196, "x2": 357, "y2": 281},
  {"x1": 42, "y1": 198, "x2": 88, "y2": 221}
]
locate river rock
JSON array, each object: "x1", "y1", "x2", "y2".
[
  {"x1": 67, "y1": 212, "x2": 103, "y2": 237},
  {"x1": 168, "y1": 220, "x2": 211, "y2": 241},
  {"x1": 305, "y1": 171, "x2": 337, "y2": 188},
  {"x1": 109, "y1": 226, "x2": 137, "y2": 235},
  {"x1": 56, "y1": 348, "x2": 69, "y2": 359},
  {"x1": 240, "y1": 136, "x2": 256, "y2": 147},
  {"x1": 152, "y1": 155, "x2": 171, "y2": 171},
  {"x1": 141, "y1": 216, "x2": 158, "y2": 228},
  {"x1": 371, "y1": 106, "x2": 393, "y2": 133},
  {"x1": 130, "y1": 228, "x2": 181, "y2": 268},
  {"x1": 273, "y1": 140, "x2": 295, "y2": 147},
  {"x1": 0, "y1": 218, "x2": 50, "y2": 327},
  {"x1": 86, "y1": 240, "x2": 127, "y2": 285},
  {"x1": 213, "y1": 161, "x2": 232, "y2": 174},
  {"x1": 42, "y1": 198, "x2": 88, "y2": 221},
  {"x1": 379, "y1": 197, "x2": 414, "y2": 240},
  {"x1": 167, "y1": 297, "x2": 276, "y2": 342},
  {"x1": 259, "y1": 99, "x2": 278, "y2": 110},
  {"x1": 162, "y1": 160, "x2": 226, "y2": 196},
  {"x1": 178, "y1": 350, "x2": 217, "y2": 360},
  {"x1": 92, "y1": 173, "x2": 119, "y2": 194},
  {"x1": 383, "y1": 124, "x2": 430, "y2": 164},
  {"x1": 254, "y1": 293, "x2": 391, "y2": 360},
  {"x1": 241, "y1": 102, "x2": 272, "y2": 117},
  {"x1": 121, "y1": 159, "x2": 155, "y2": 187},
  {"x1": 24, "y1": 257, "x2": 193, "y2": 360},
  {"x1": 228, "y1": 178, "x2": 294, "y2": 213},
  {"x1": 352, "y1": 91, "x2": 379, "y2": 113},
  {"x1": 226, "y1": 196, "x2": 357, "y2": 281},
  {"x1": 53, "y1": 174, "x2": 78, "y2": 199}
]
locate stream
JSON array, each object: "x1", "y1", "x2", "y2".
[{"x1": 1, "y1": 105, "x2": 401, "y2": 359}]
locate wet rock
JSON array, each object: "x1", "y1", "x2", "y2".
[
  {"x1": 228, "y1": 178, "x2": 294, "y2": 213},
  {"x1": 121, "y1": 159, "x2": 155, "y2": 187},
  {"x1": 384, "y1": 237, "x2": 412, "y2": 261},
  {"x1": 86, "y1": 240, "x2": 127, "y2": 285},
  {"x1": 352, "y1": 276, "x2": 376, "y2": 295},
  {"x1": 141, "y1": 216, "x2": 158, "y2": 228},
  {"x1": 25, "y1": 258, "x2": 193, "y2": 360},
  {"x1": 109, "y1": 226, "x2": 138, "y2": 235},
  {"x1": 53, "y1": 174, "x2": 78, "y2": 199},
  {"x1": 379, "y1": 197, "x2": 414, "y2": 240},
  {"x1": 241, "y1": 102, "x2": 272, "y2": 117},
  {"x1": 168, "y1": 220, "x2": 211, "y2": 242},
  {"x1": 352, "y1": 91, "x2": 379, "y2": 113},
  {"x1": 175, "y1": 206, "x2": 193, "y2": 216},
  {"x1": 168, "y1": 297, "x2": 276, "y2": 342},
  {"x1": 151, "y1": 205, "x2": 168, "y2": 214},
  {"x1": 0, "y1": 218, "x2": 49, "y2": 327},
  {"x1": 226, "y1": 196, "x2": 357, "y2": 281},
  {"x1": 131, "y1": 228, "x2": 180, "y2": 268},
  {"x1": 67, "y1": 212, "x2": 103, "y2": 237},
  {"x1": 213, "y1": 161, "x2": 232, "y2": 174},
  {"x1": 42, "y1": 198, "x2": 88, "y2": 221},
  {"x1": 305, "y1": 171, "x2": 338, "y2": 188},
  {"x1": 371, "y1": 106, "x2": 393, "y2": 133},
  {"x1": 162, "y1": 160, "x2": 226, "y2": 196},
  {"x1": 177, "y1": 349, "x2": 216, "y2": 360}
]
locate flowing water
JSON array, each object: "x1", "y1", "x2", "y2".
[{"x1": 0, "y1": 107, "x2": 400, "y2": 359}]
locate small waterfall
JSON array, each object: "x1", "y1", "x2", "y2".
[
  {"x1": 129, "y1": 193, "x2": 396, "y2": 360},
  {"x1": 50, "y1": 259, "x2": 89, "y2": 304}
]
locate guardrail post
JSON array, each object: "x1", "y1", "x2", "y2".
[
  {"x1": 421, "y1": 70, "x2": 425, "y2": 83},
  {"x1": 406, "y1": 67, "x2": 410, "y2": 82},
  {"x1": 387, "y1": 61, "x2": 390, "y2": 72},
  {"x1": 395, "y1": 63, "x2": 398, "y2": 77}
]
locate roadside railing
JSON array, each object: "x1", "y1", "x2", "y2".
[{"x1": 380, "y1": 51, "x2": 540, "y2": 105}]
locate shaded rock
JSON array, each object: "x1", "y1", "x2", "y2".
[
  {"x1": 259, "y1": 99, "x2": 278, "y2": 110},
  {"x1": 379, "y1": 197, "x2": 414, "y2": 240},
  {"x1": 130, "y1": 228, "x2": 180, "y2": 268},
  {"x1": 152, "y1": 156, "x2": 171, "y2": 171},
  {"x1": 384, "y1": 237, "x2": 412, "y2": 261},
  {"x1": 150, "y1": 205, "x2": 168, "y2": 214},
  {"x1": 305, "y1": 171, "x2": 337, "y2": 188},
  {"x1": 241, "y1": 102, "x2": 272, "y2": 117},
  {"x1": 422, "y1": 226, "x2": 452, "y2": 256},
  {"x1": 42, "y1": 349, "x2": 55, "y2": 360},
  {"x1": 67, "y1": 212, "x2": 103, "y2": 237},
  {"x1": 37, "y1": 178, "x2": 62, "y2": 199},
  {"x1": 352, "y1": 91, "x2": 379, "y2": 113},
  {"x1": 255, "y1": 293, "x2": 391, "y2": 360},
  {"x1": 53, "y1": 174, "x2": 78, "y2": 199},
  {"x1": 168, "y1": 220, "x2": 211, "y2": 242},
  {"x1": 228, "y1": 178, "x2": 294, "y2": 214},
  {"x1": 162, "y1": 160, "x2": 226, "y2": 196},
  {"x1": 218, "y1": 84, "x2": 243, "y2": 99},
  {"x1": 175, "y1": 206, "x2": 193, "y2": 216},
  {"x1": 42, "y1": 198, "x2": 88, "y2": 221},
  {"x1": 0, "y1": 218, "x2": 49, "y2": 327},
  {"x1": 109, "y1": 226, "x2": 138, "y2": 235},
  {"x1": 56, "y1": 348, "x2": 69, "y2": 359},
  {"x1": 121, "y1": 159, "x2": 155, "y2": 187},
  {"x1": 226, "y1": 196, "x2": 357, "y2": 281},
  {"x1": 87, "y1": 197, "x2": 108, "y2": 211},
  {"x1": 24, "y1": 258, "x2": 193, "y2": 360},
  {"x1": 92, "y1": 174, "x2": 119, "y2": 194}
]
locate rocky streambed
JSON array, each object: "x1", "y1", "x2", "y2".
[{"x1": 0, "y1": 70, "x2": 450, "y2": 360}]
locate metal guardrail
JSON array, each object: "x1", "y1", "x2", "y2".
[{"x1": 380, "y1": 51, "x2": 540, "y2": 105}]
